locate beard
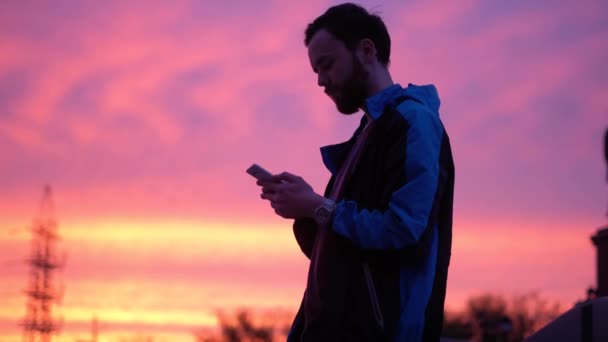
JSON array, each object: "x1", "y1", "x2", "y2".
[{"x1": 332, "y1": 54, "x2": 369, "y2": 115}]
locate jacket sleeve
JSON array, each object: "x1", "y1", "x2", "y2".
[{"x1": 331, "y1": 107, "x2": 444, "y2": 250}]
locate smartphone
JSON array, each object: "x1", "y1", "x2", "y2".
[{"x1": 246, "y1": 163, "x2": 274, "y2": 181}]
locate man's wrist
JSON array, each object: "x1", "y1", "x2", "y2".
[
  {"x1": 309, "y1": 194, "x2": 326, "y2": 217},
  {"x1": 312, "y1": 196, "x2": 336, "y2": 226}
]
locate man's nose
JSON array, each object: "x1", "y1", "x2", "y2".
[{"x1": 317, "y1": 73, "x2": 328, "y2": 88}]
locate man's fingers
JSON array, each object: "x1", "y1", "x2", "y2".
[
  {"x1": 275, "y1": 172, "x2": 301, "y2": 183},
  {"x1": 259, "y1": 181, "x2": 281, "y2": 193},
  {"x1": 261, "y1": 192, "x2": 278, "y2": 201},
  {"x1": 274, "y1": 206, "x2": 289, "y2": 218},
  {"x1": 261, "y1": 191, "x2": 286, "y2": 204},
  {"x1": 260, "y1": 181, "x2": 293, "y2": 196},
  {"x1": 261, "y1": 187, "x2": 275, "y2": 195},
  {"x1": 260, "y1": 172, "x2": 303, "y2": 186}
]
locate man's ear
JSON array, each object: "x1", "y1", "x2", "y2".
[{"x1": 357, "y1": 38, "x2": 377, "y2": 65}]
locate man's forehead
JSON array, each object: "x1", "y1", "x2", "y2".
[{"x1": 307, "y1": 29, "x2": 341, "y2": 61}]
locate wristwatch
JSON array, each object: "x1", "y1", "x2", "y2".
[{"x1": 313, "y1": 198, "x2": 336, "y2": 226}]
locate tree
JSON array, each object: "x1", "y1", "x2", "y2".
[
  {"x1": 442, "y1": 311, "x2": 473, "y2": 339},
  {"x1": 507, "y1": 292, "x2": 561, "y2": 341},
  {"x1": 464, "y1": 292, "x2": 561, "y2": 342},
  {"x1": 195, "y1": 308, "x2": 293, "y2": 342}
]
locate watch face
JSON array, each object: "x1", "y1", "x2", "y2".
[
  {"x1": 315, "y1": 207, "x2": 330, "y2": 223},
  {"x1": 317, "y1": 208, "x2": 330, "y2": 218},
  {"x1": 314, "y1": 200, "x2": 335, "y2": 225}
]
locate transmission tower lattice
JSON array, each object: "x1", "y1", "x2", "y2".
[{"x1": 21, "y1": 185, "x2": 66, "y2": 342}]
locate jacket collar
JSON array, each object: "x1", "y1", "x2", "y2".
[
  {"x1": 320, "y1": 84, "x2": 404, "y2": 175},
  {"x1": 364, "y1": 83, "x2": 404, "y2": 120}
]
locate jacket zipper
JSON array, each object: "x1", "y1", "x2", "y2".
[{"x1": 362, "y1": 262, "x2": 385, "y2": 331}]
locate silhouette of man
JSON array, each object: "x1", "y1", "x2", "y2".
[{"x1": 257, "y1": 3, "x2": 455, "y2": 341}]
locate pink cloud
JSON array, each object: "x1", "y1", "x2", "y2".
[{"x1": 391, "y1": 0, "x2": 480, "y2": 33}]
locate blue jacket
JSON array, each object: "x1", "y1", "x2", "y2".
[{"x1": 288, "y1": 84, "x2": 455, "y2": 342}]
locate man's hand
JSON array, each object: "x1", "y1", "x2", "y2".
[{"x1": 257, "y1": 172, "x2": 325, "y2": 219}]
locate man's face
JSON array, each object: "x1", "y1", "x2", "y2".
[{"x1": 307, "y1": 29, "x2": 369, "y2": 114}]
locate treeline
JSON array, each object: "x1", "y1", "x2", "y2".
[{"x1": 194, "y1": 291, "x2": 563, "y2": 342}]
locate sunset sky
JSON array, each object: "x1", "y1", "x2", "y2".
[{"x1": 1, "y1": 0, "x2": 607, "y2": 341}]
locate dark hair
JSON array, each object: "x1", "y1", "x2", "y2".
[{"x1": 304, "y1": 3, "x2": 391, "y2": 67}]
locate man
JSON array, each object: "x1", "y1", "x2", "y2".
[{"x1": 257, "y1": 3, "x2": 455, "y2": 341}]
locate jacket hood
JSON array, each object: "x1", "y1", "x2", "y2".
[{"x1": 402, "y1": 83, "x2": 441, "y2": 114}]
